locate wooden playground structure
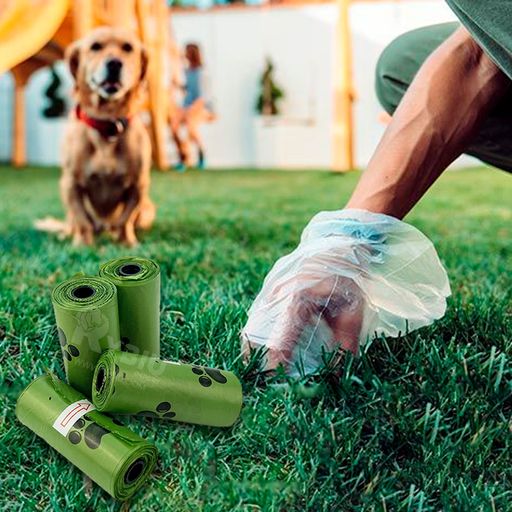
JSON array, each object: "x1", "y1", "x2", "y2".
[
  {"x1": 0, "y1": 0, "x2": 354, "y2": 171},
  {"x1": 0, "y1": 0, "x2": 170, "y2": 169}
]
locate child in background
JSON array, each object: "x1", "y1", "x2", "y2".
[{"x1": 169, "y1": 43, "x2": 215, "y2": 171}]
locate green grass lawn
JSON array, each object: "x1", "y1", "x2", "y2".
[{"x1": 0, "y1": 165, "x2": 510, "y2": 511}]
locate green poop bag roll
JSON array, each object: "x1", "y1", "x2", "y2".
[
  {"x1": 92, "y1": 351, "x2": 243, "y2": 427},
  {"x1": 16, "y1": 375, "x2": 157, "y2": 501},
  {"x1": 52, "y1": 276, "x2": 121, "y2": 396},
  {"x1": 99, "y1": 257, "x2": 160, "y2": 357}
]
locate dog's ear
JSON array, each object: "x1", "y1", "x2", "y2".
[
  {"x1": 139, "y1": 46, "x2": 149, "y2": 82},
  {"x1": 65, "y1": 41, "x2": 81, "y2": 80}
]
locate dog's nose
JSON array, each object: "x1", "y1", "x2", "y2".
[{"x1": 106, "y1": 58, "x2": 122, "y2": 79}]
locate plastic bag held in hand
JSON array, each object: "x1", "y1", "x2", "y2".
[{"x1": 241, "y1": 209, "x2": 451, "y2": 375}]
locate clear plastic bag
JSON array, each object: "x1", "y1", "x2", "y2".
[{"x1": 241, "y1": 209, "x2": 451, "y2": 375}]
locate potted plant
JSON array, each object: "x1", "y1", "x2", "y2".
[{"x1": 255, "y1": 58, "x2": 284, "y2": 117}]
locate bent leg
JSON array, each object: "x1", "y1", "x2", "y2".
[
  {"x1": 376, "y1": 22, "x2": 460, "y2": 114},
  {"x1": 376, "y1": 22, "x2": 512, "y2": 173},
  {"x1": 185, "y1": 101, "x2": 206, "y2": 168},
  {"x1": 168, "y1": 108, "x2": 189, "y2": 166}
]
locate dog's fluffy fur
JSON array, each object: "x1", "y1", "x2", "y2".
[{"x1": 38, "y1": 27, "x2": 155, "y2": 246}]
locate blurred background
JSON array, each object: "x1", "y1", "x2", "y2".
[{"x1": 0, "y1": 0, "x2": 477, "y2": 171}]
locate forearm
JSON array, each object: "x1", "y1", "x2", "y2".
[{"x1": 347, "y1": 28, "x2": 510, "y2": 219}]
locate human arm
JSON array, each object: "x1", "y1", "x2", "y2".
[
  {"x1": 242, "y1": 28, "x2": 506, "y2": 372},
  {"x1": 347, "y1": 27, "x2": 509, "y2": 218}
]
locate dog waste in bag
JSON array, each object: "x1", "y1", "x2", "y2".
[
  {"x1": 16, "y1": 375, "x2": 157, "y2": 501},
  {"x1": 242, "y1": 209, "x2": 451, "y2": 375}
]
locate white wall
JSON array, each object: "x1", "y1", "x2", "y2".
[
  {"x1": 173, "y1": 0, "x2": 477, "y2": 169},
  {"x1": 0, "y1": 61, "x2": 73, "y2": 166},
  {"x1": 0, "y1": 0, "x2": 479, "y2": 169},
  {"x1": 0, "y1": 72, "x2": 13, "y2": 161},
  {"x1": 172, "y1": 4, "x2": 338, "y2": 168}
]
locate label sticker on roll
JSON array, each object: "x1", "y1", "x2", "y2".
[{"x1": 52, "y1": 400, "x2": 96, "y2": 436}]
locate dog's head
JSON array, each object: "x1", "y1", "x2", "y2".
[{"x1": 66, "y1": 27, "x2": 148, "y2": 103}]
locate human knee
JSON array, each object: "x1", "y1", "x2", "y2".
[{"x1": 375, "y1": 35, "x2": 413, "y2": 114}]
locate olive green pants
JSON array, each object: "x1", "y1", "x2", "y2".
[{"x1": 375, "y1": 22, "x2": 512, "y2": 173}]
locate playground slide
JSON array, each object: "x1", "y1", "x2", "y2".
[{"x1": 0, "y1": 0, "x2": 69, "y2": 74}]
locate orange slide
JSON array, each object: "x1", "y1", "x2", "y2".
[{"x1": 0, "y1": 0, "x2": 69, "y2": 75}]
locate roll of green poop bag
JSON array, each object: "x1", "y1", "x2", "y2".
[
  {"x1": 99, "y1": 257, "x2": 160, "y2": 357},
  {"x1": 92, "y1": 351, "x2": 243, "y2": 427},
  {"x1": 52, "y1": 276, "x2": 121, "y2": 397},
  {"x1": 16, "y1": 375, "x2": 157, "y2": 501}
]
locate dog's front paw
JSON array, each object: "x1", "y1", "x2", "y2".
[
  {"x1": 116, "y1": 224, "x2": 139, "y2": 247},
  {"x1": 121, "y1": 235, "x2": 139, "y2": 248},
  {"x1": 71, "y1": 222, "x2": 95, "y2": 246},
  {"x1": 72, "y1": 233, "x2": 94, "y2": 246}
]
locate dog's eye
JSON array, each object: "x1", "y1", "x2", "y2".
[
  {"x1": 121, "y1": 42, "x2": 133, "y2": 53},
  {"x1": 90, "y1": 42, "x2": 103, "y2": 51}
]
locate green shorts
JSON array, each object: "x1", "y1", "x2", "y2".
[{"x1": 375, "y1": 17, "x2": 512, "y2": 173}]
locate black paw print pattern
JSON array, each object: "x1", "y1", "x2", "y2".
[
  {"x1": 192, "y1": 366, "x2": 228, "y2": 388},
  {"x1": 58, "y1": 327, "x2": 80, "y2": 362},
  {"x1": 67, "y1": 416, "x2": 110, "y2": 449},
  {"x1": 138, "y1": 401, "x2": 177, "y2": 420}
]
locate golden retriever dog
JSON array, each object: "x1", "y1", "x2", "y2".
[{"x1": 39, "y1": 27, "x2": 155, "y2": 246}]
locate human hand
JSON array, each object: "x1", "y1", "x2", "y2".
[
  {"x1": 242, "y1": 209, "x2": 451, "y2": 375},
  {"x1": 242, "y1": 249, "x2": 366, "y2": 372}
]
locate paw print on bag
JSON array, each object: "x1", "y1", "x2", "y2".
[
  {"x1": 191, "y1": 366, "x2": 228, "y2": 388},
  {"x1": 138, "y1": 401, "x2": 176, "y2": 420},
  {"x1": 57, "y1": 327, "x2": 80, "y2": 362},
  {"x1": 67, "y1": 416, "x2": 110, "y2": 449}
]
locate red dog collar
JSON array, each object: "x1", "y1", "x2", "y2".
[{"x1": 75, "y1": 105, "x2": 129, "y2": 139}]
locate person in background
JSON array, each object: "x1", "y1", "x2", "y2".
[{"x1": 169, "y1": 43, "x2": 215, "y2": 171}]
